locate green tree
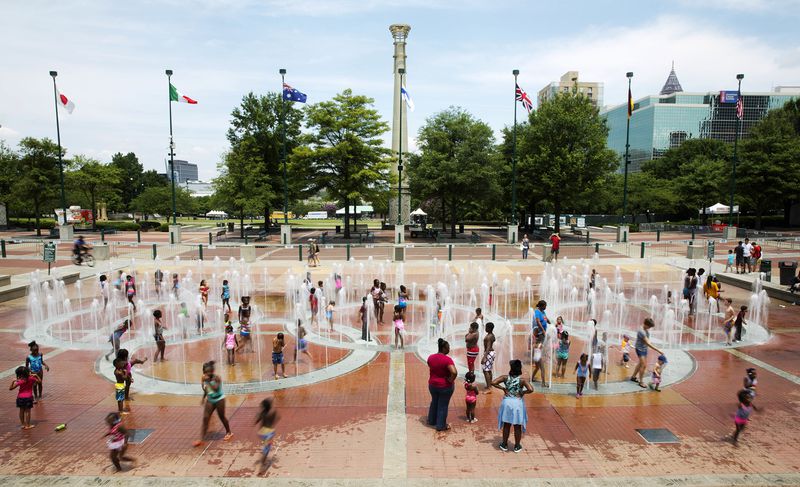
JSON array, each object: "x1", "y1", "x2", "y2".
[
  {"x1": 498, "y1": 123, "x2": 541, "y2": 227},
  {"x1": 517, "y1": 92, "x2": 617, "y2": 232},
  {"x1": 110, "y1": 152, "x2": 144, "y2": 210},
  {"x1": 0, "y1": 142, "x2": 20, "y2": 218},
  {"x1": 290, "y1": 89, "x2": 392, "y2": 239},
  {"x1": 66, "y1": 156, "x2": 122, "y2": 230},
  {"x1": 11, "y1": 138, "x2": 63, "y2": 236},
  {"x1": 227, "y1": 92, "x2": 304, "y2": 228},
  {"x1": 141, "y1": 169, "x2": 168, "y2": 189},
  {"x1": 407, "y1": 107, "x2": 499, "y2": 237},
  {"x1": 213, "y1": 150, "x2": 267, "y2": 238},
  {"x1": 130, "y1": 186, "x2": 194, "y2": 219}
]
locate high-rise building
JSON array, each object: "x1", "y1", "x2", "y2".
[
  {"x1": 164, "y1": 159, "x2": 198, "y2": 183},
  {"x1": 537, "y1": 71, "x2": 604, "y2": 108},
  {"x1": 601, "y1": 66, "x2": 797, "y2": 172}
]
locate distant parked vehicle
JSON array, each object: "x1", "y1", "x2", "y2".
[{"x1": 305, "y1": 211, "x2": 328, "y2": 219}]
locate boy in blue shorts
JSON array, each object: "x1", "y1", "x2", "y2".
[{"x1": 272, "y1": 333, "x2": 286, "y2": 379}]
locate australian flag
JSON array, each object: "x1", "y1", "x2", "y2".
[{"x1": 283, "y1": 83, "x2": 307, "y2": 103}]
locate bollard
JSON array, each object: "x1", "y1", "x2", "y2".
[
  {"x1": 656, "y1": 229, "x2": 661, "y2": 242},
  {"x1": 152, "y1": 243, "x2": 157, "y2": 260},
  {"x1": 0, "y1": 240, "x2": 5, "y2": 258},
  {"x1": 298, "y1": 244, "x2": 303, "y2": 261},
  {"x1": 586, "y1": 231, "x2": 589, "y2": 244},
  {"x1": 208, "y1": 232, "x2": 212, "y2": 246},
  {"x1": 595, "y1": 243, "x2": 600, "y2": 254},
  {"x1": 492, "y1": 244, "x2": 496, "y2": 261},
  {"x1": 199, "y1": 244, "x2": 203, "y2": 261},
  {"x1": 245, "y1": 234, "x2": 249, "y2": 245},
  {"x1": 137, "y1": 230, "x2": 141, "y2": 243},
  {"x1": 346, "y1": 243, "x2": 351, "y2": 261},
  {"x1": 448, "y1": 244, "x2": 453, "y2": 261},
  {"x1": 101, "y1": 228, "x2": 105, "y2": 243},
  {"x1": 170, "y1": 232, "x2": 174, "y2": 245},
  {"x1": 640, "y1": 241, "x2": 645, "y2": 259},
  {"x1": 623, "y1": 231, "x2": 628, "y2": 243},
  {"x1": 691, "y1": 226, "x2": 696, "y2": 240}
]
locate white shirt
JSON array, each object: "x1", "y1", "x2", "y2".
[
  {"x1": 591, "y1": 352, "x2": 603, "y2": 369},
  {"x1": 743, "y1": 243, "x2": 753, "y2": 258}
]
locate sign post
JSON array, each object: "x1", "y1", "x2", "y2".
[
  {"x1": 43, "y1": 242, "x2": 56, "y2": 275},
  {"x1": 707, "y1": 241, "x2": 715, "y2": 272}
]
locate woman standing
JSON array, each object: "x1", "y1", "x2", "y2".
[
  {"x1": 631, "y1": 318, "x2": 663, "y2": 388},
  {"x1": 492, "y1": 359, "x2": 534, "y2": 452},
  {"x1": 194, "y1": 361, "x2": 233, "y2": 446},
  {"x1": 427, "y1": 338, "x2": 457, "y2": 432},
  {"x1": 521, "y1": 234, "x2": 530, "y2": 260}
]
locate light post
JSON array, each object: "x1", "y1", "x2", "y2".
[
  {"x1": 397, "y1": 68, "x2": 405, "y2": 225},
  {"x1": 166, "y1": 69, "x2": 177, "y2": 225},
  {"x1": 49, "y1": 71, "x2": 68, "y2": 225},
  {"x1": 622, "y1": 71, "x2": 633, "y2": 223},
  {"x1": 511, "y1": 69, "x2": 520, "y2": 226},
  {"x1": 280, "y1": 68, "x2": 288, "y2": 225},
  {"x1": 729, "y1": 73, "x2": 744, "y2": 227}
]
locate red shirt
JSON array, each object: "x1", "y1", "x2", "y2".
[
  {"x1": 550, "y1": 234, "x2": 560, "y2": 250},
  {"x1": 16, "y1": 377, "x2": 36, "y2": 399},
  {"x1": 427, "y1": 353, "x2": 455, "y2": 388}
]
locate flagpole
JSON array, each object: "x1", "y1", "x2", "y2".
[
  {"x1": 622, "y1": 71, "x2": 633, "y2": 224},
  {"x1": 280, "y1": 68, "x2": 288, "y2": 225},
  {"x1": 49, "y1": 71, "x2": 68, "y2": 225},
  {"x1": 166, "y1": 69, "x2": 177, "y2": 227},
  {"x1": 729, "y1": 73, "x2": 744, "y2": 227},
  {"x1": 397, "y1": 68, "x2": 405, "y2": 226},
  {"x1": 512, "y1": 69, "x2": 519, "y2": 227}
]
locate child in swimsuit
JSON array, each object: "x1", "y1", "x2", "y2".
[
  {"x1": 11, "y1": 366, "x2": 39, "y2": 429},
  {"x1": 556, "y1": 331, "x2": 570, "y2": 378},
  {"x1": 744, "y1": 368, "x2": 758, "y2": 409},
  {"x1": 326, "y1": 301, "x2": 335, "y2": 332},
  {"x1": 464, "y1": 371, "x2": 479, "y2": 423},
  {"x1": 620, "y1": 334, "x2": 631, "y2": 368},
  {"x1": 272, "y1": 333, "x2": 286, "y2": 379},
  {"x1": 256, "y1": 397, "x2": 279, "y2": 475},
  {"x1": 113, "y1": 359, "x2": 128, "y2": 414},
  {"x1": 199, "y1": 280, "x2": 209, "y2": 307},
  {"x1": 105, "y1": 412, "x2": 134, "y2": 472},
  {"x1": 294, "y1": 320, "x2": 312, "y2": 365},
  {"x1": 732, "y1": 389, "x2": 753, "y2": 445},
  {"x1": 224, "y1": 325, "x2": 238, "y2": 365},
  {"x1": 393, "y1": 304, "x2": 405, "y2": 349},
  {"x1": 25, "y1": 341, "x2": 49, "y2": 402},
  {"x1": 221, "y1": 280, "x2": 231, "y2": 312},
  {"x1": 575, "y1": 353, "x2": 589, "y2": 398},
  {"x1": 649, "y1": 355, "x2": 667, "y2": 391}
]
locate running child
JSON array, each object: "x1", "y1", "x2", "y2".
[
  {"x1": 25, "y1": 341, "x2": 49, "y2": 402},
  {"x1": 575, "y1": 353, "x2": 589, "y2": 398},
  {"x1": 744, "y1": 368, "x2": 758, "y2": 410},
  {"x1": 199, "y1": 280, "x2": 209, "y2": 307},
  {"x1": 221, "y1": 279, "x2": 231, "y2": 313},
  {"x1": 105, "y1": 320, "x2": 130, "y2": 361},
  {"x1": 464, "y1": 371, "x2": 479, "y2": 423},
  {"x1": 731, "y1": 389, "x2": 753, "y2": 445},
  {"x1": 556, "y1": 331, "x2": 570, "y2": 378},
  {"x1": 649, "y1": 355, "x2": 667, "y2": 391},
  {"x1": 105, "y1": 412, "x2": 134, "y2": 472},
  {"x1": 393, "y1": 304, "x2": 405, "y2": 349},
  {"x1": 325, "y1": 301, "x2": 335, "y2": 332},
  {"x1": 294, "y1": 320, "x2": 312, "y2": 365},
  {"x1": 117, "y1": 349, "x2": 146, "y2": 402},
  {"x1": 224, "y1": 324, "x2": 238, "y2": 365},
  {"x1": 194, "y1": 361, "x2": 233, "y2": 446},
  {"x1": 272, "y1": 333, "x2": 287, "y2": 379},
  {"x1": 256, "y1": 397, "x2": 279, "y2": 475},
  {"x1": 10, "y1": 366, "x2": 39, "y2": 429}
]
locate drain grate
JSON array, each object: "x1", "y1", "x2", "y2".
[
  {"x1": 128, "y1": 428, "x2": 155, "y2": 444},
  {"x1": 636, "y1": 428, "x2": 680, "y2": 444}
]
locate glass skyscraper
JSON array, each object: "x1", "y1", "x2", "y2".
[{"x1": 601, "y1": 81, "x2": 797, "y2": 172}]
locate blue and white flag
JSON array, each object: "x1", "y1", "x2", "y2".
[
  {"x1": 401, "y1": 85, "x2": 414, "y2": 112},
  {"x1": 283, "y1": 83, "x2": 307, "y2": 103}
]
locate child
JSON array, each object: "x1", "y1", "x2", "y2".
[
  {"x1": 667, "y1": 290, "x2": 673, "y2": 305},
  {"x1": 722, "y1": 298, "x2": 735, "y2": 345},
  {"x1": 105, "y1": 320, "x2": 130, "y2": 361},
  {"x1": 649, "y1": 355, "x2": 667, "y2": 391},
  {"x1": 272, "y1": 333, "x2": 287, "y2": 379},
  {"x1": 556, "y1": 331, "x2": 570, "y2": 378},
  {"x1": 531, "y1": 341, "x2": 547, "y2": 387},
  {"x1": 359, "y1": 296, "x2": 369, "y2": 341},
  {"x1": 378, "y1": 282, "x2": 388, "y2": 323},
  {"x1": 620, "y1": 334, "x2": 631, "y2": 368},
  {"x1": 125, "y1": 275, "x2": 137, "y2": 312},
  {"x1": 591, "y1": 333, "x2": 606, "y2": 390},
  {"x1": 334, "y1": 274, "x2": 342, "y2": 293},
  {"x1": 196, "y1": 306, "x2": 207, "y2": 335},
  {"x1": 117, "y1": 349, "x2": 146, "y2": 402},
  {"x1": 105, "y1": 412, "x2": 134, "y2": 472},
  {"x1": 224, "y1": 324, "x2": 238, "y2": 366},
  {"x1": 26, "y1": 341, "x2": 50, "y2": 402},
  {"x1": 393, "y1": 304, "x2": 405, "y2": 349},
  {"x1": 195, "y1": 361, "x2": 233, "y2": 447},
  {"x1": 481, "y1": 322, "x2": 496, "y2": 392},
  {"x1": 179, "y1": 302, "x2": 190, "y2": 319},
  {"x1": 464, "y1": 371, "x2": 479, "y2": 423},
  {"x1": 238, "y1": 296, "x2": 252, "y2": 328},
  {"x1": 256, "y1": 398, "x2": 279, "y2": 475},
  {"x1": 744, "y1": 368, "x2": 758, "y2": 410},
  {"x1": 309, "y1": 288, "x2": 319, "y2": 327},
  {"x1": 153, "y1": 310, "x2": 166, "y2": 362},
  {"x1": 326, "y1": 301, "x2": 335, "y2": 332},
  {"x1": 398, "y1": 285, "x2": 409, "y2": 319},
  {"x1": 99, "y1": 274, "x2": 109, "y2": 310},
  {"x1": 199, "y1": 280, "x2": 209, "y2": 307},
  {"x1": 10, "y1": 366, "x2": 39, "y2": 429},
  {"x1": 154, "y1": 269, "x2": 164, "y2": 297},
  {"x1": 294, "y1": 320, "x2": 312, "y2": 365},
  {"x1": 221, "y1": 279, "x2": 231, "y2": 313},
  {"x1": 731, "y1": 389, "x2": 753, "y2": 445},
  {"x1": 555, "y1": 316, "x2": 564, "y2": 339},
  {"x1": 172, "y1": 273, "x2": 180, "y2": 299},
  {"x1": 734, "y1": 305, "x2": 748, "y2": 343},
  {"x1": 474, "y1": 307, "x2": 484, "y2": 327},
  {"x1": 114, "y1": 270, "x2": 124, "y2": 291},
  {"x1": 113, "y1": 359, "x2": 128, "y2": 414},
  {"x1": 575, "y1": 353, "x2": 589, "y2": 398},
  {"x1": 725, "y1": 249, "x2": 734, "y2": 273}
]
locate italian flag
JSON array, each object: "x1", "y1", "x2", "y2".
[
  {"x1": 169, "y1": 83, "x2": 197, "y2": 104},
  {"x1": 58, "y1": 91, "x2": 75, "y2": 114}
]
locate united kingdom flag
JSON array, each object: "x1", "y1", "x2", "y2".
[
  {"x1": 735, "y1": 94, "x2": 744, "y2": 120},
  {"x1": 516, "y1": 84, "x2": 533, "y2": 113}
]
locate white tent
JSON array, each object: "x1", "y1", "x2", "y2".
[
  {"x1": 206, "y1": 210, "x2": 228, "y2": 219},
  {"x1": 410, "y1": 208, "x2": 427, "y2": 216},
  {"x1": 699, "y1": 203, "x2": 739, "y2": 215}
]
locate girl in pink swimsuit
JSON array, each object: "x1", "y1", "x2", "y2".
[
  {"x1": 224, "y1": 325, "x2": 238, "y2": 366},
  {"x1": 393, "y1": 305, "x2": 405, "y2": 349},
  {"x1": 464, "y1": 371, "x2": 479, "y2": 423}
]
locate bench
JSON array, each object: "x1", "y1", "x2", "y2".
[
  {"x1": 470, "y1": 231, "x2": 481, "y2": 244},
  {"x1": 359, "y1": 232, "x2": 375, "y2": 244},
  {"x1": 255, "y1": 230, "x2": 268, "y2": 242},
  {"x1": 215, "y1": 229, "x2": 226, "y2": 237}
]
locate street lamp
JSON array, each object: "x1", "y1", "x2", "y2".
[
  {"x1": 511, "y1": 69, "x2": 519, "y2": 227},
  {"x1": 397, "y1": 67, "x2": 405, "y2": 226},
  {"x1": 729, "y1": 73, "x2": 744, "y2": 227},
  {"x1": 280, "y1": 68, "x2": 288, "y2": 225},
  {"x1": 622, "y1": 71, "x2": 634, "y2": 224},
  {"x1": 49, "y1": 70, "x2": 67, "y2": 226}
]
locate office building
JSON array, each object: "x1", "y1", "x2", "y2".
[
  {"x1": 601, "y1": 67, "x2": 798, "y2": 172},
  {"x1": 164, "y1": 159, "x2": 198, "y2": 183},
  {"x1": 537, "y1": 71, "x2": 604, "y2": 108}
]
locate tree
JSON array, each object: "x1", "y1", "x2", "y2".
[
  {"x1": 130, "y1": 186, "x2": 194, "y2": 219},
  {"x1": 213, "y1": 150, "x2": 267, "y2": 238},
  {"x1": 290, "y1": 89, "x2": 392, "y2": 239},
  {"x1": 227, "y1": 92, "x2": 304, "y2": 228},
  {"x1": 11, "y1": 138, "x2": 62, "y2": 236},
  {"x1": 66, "y1": 156, "x2": 121, "y2": 230},
  {"x1": 141, "y1": 169, "x2": 168, "y2": 189},
  {"x1": 407, "y1": 107, "x2": 499, "y2": 237},
  {"x1": 0, "y1": 142, "x2": 20, "y2": 218},
  {"x1": 517, "y1": 92, "x2": 617, "y2": 233},
  {"x1": 110, "y1": 152, "x2": 144, "y2": 210},
  {"x1": 498, "y1": 123, "x2": 541, "y2": 228}
]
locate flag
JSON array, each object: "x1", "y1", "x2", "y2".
[
  {"x1": 283, "y1": 83, "x2": 307, "y2": 103},
  {"x1": 627, "y1": 86, "x2": 634, "y2": 118},
  {"x1": 736, "y1": 95, "x2": 744, "y2": 120},
  {"x1": 401, "y1": 85, "x2": 414, "y2": 112},
  {"x1": 169, "y1": 83, "x2": 197, "y2": 104},
  {"x1": 58, "y1": 91, "x2": 75, "y2": 114},
  {"x1": 515, "y1": 84, "x2": 533, "y2": 113}
]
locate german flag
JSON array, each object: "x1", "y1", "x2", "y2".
[{"x1": 627, "y1": 87, "x2": 634, "y2": 118}]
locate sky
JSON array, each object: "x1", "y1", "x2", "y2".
[{"x1": 1, "y1": 0, "x2": 799, "y2": 181}]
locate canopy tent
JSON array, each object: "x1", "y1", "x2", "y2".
[
  {"x1": 410, "y1": 208, "x2": 427, "y2": 216},
  {"x1": 699, "y1": 203, "x2": 739, "y2": 215},
  {"x1": 205, "y1": 210, "x2": 228, "y2": 219},
  {"x1": 335, "y1": 205, "x2": 374, "y2": 215}
]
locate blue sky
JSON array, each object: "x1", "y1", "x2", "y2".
[{"x1": 1, "y1": 0, "x2": 799, "y2": 180}]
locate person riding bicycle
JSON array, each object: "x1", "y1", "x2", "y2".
[{"x1": 73, "y1": 236, "x2": 91, "y2": 263}]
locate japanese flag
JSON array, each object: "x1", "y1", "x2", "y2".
[{"x1": 58, "y1": 91, "x2": 75, "y2": 114}]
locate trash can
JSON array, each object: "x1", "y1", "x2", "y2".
[
  {"x1": 779, "y1": 261, "x2": 798, "y2": 285},
  {"x1": 227, "y1": 222, "x2": 234, "y2": 232},
  {"x1": 335, "y1": 225, "x2": 341, "y2": 234},
  {"x1": 458, "y1": 223, "x2": 464, "y2": 234},
  {"x1": 759, "y1": 259, "x2": 772, "y2": 282}
]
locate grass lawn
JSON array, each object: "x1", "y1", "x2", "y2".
[{"x1": 159, "y1": 217, "x2": 384, "y2": 229}]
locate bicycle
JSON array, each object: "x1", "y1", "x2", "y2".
[{"x1": 71, "y1": 252, "x2": 95, "y2": 267}]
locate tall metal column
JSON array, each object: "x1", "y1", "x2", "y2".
[
  {"x1": 729, "y1": 74, "x2": 744, "y2": 227},
  {"x1": 49, "y1": 71, "x2": 67, "y2": 223},
  {"x1": 621, "y1": 71, "x2": 633, "y2": 223}
]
